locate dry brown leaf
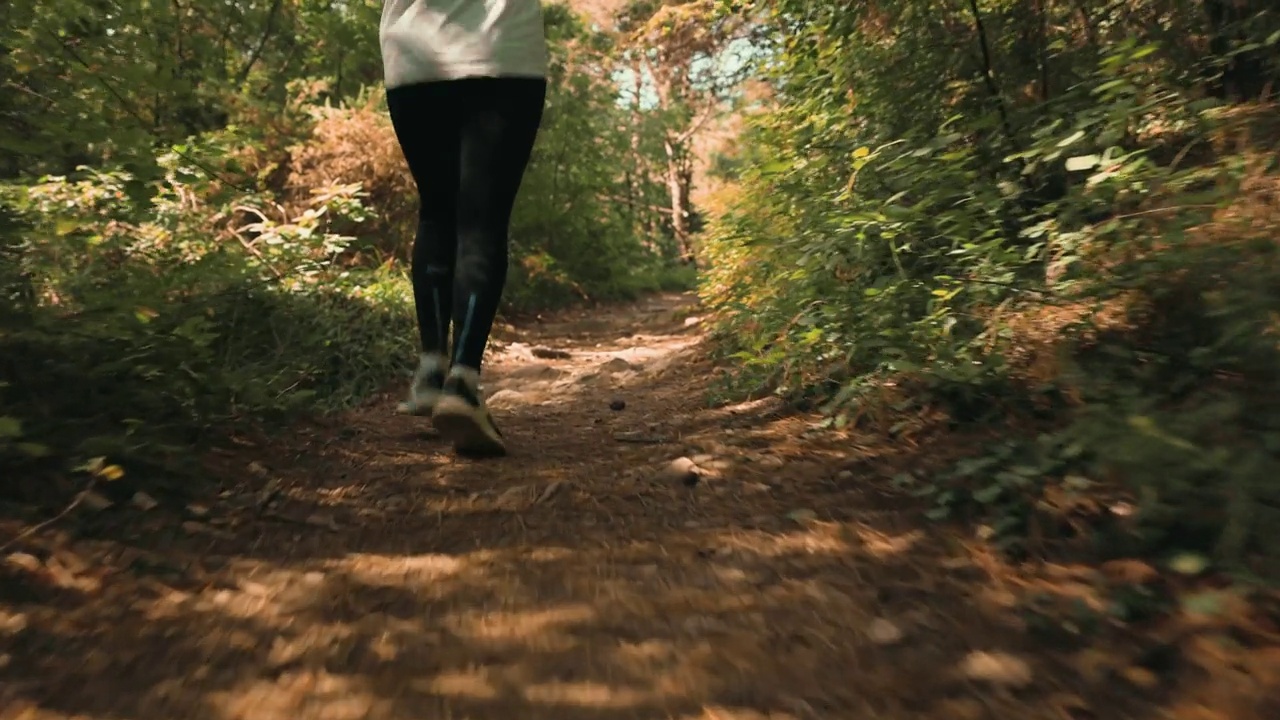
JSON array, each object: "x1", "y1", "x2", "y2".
[
  {"x1": 1100, "y1": 559, "x2": 1159, "y2": 585},
  {"x1": 959, "y1": 650, "x2": 1033, "y2": 687},
  {"x1": 1119, "y1": 666, "x2": 1159, "y2": 689},
  {"x1": 1072, "y1": 648, "x2": 1119, "y2": 684},
  {"x1": 934, "y1": 697, "x2": 986, "y2": 720}
]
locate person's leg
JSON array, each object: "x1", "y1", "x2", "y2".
[
  {"x1": 431, "y1": 76, "x2": 547, "y2": 455},
  {"x1": 386, "y1": 82, "x2": 463, "y2": 414},
  {"x1": 452, "y1": 77, "x2": 547, "y2": 371}
]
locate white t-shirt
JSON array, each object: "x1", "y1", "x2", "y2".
[{"x1": 380, "y1": 0, "x2": 549, "y2": 89}]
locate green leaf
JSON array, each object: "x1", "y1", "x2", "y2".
[
  {"x1": 17, "y1": 442, "x2": 50, "y2": 458},
  {"x1": 0, "y1": 416, "x2": 22, "y2": 438},
  {"x1": 1057, "y1": 130, "x2": 1085, "y2": 148},
  {"x1": 1065, "y1": 155, "x2": 1101, "y2": 172},
  {"x1": 55, "y1": 218, "x2": 80, "y2": 236},
  {"x1": 973, "y1": 484, "x2": 1004, "y2": 503},
  {"x1": 1180, "y1": 590, "x2": 1225, "y2": 616},
  {"x1": 1168, "y1": 552, "x2": 1210, "y2": 576},
  {"x1": 925, "y1": 506, "x2": 951, "y2": 521}
]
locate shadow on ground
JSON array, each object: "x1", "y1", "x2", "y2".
[{"x1": 0, "y1": 293, "x2": 1257, "y2": 720}]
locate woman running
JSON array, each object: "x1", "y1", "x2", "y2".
[{"x1": 380, "y1": 0, "x2": 548, "y2": 456}]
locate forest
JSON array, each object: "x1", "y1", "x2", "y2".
[{"x1": 2, "y1": 1, "x2": 1279, "y2": 718}]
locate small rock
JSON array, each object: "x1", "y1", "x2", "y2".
[
  {"x1": 658, "y1": 457, "x2": 701, "y2": 486},
  {"x1": 599, "y1": 357, "x2": 637, "y2": 374},
  {"x1": 836, "y1": 470, "x2": 854, "y2": 481},
  {"x1": 609, "y1": 398, "x2": 626, "y2": 411},
  {"x1": 786, "y1": 508, "x2": 818, "y2": 523},
  {"x1": 531, "y1": 346, "x2": 572, "y2": 360},
  {"x1": 248, "y1": 461, "x2": 270, "y2": 478},
  {"x1": 959, "y1": 650, "x2": 1033, "y2": 688},
  {"x1": 867, "y1": 618, "x2": 904, "y2": 645},
  {"x1": 684, "y1": 316, "x2": 702, "y2": 327},
  {"x1": 691, "y1": 453, "x2": 716, "y2": 465},
  {"x1": 131, "y1": 491, "x2": 159, "y2": 511},
  {"x1": 758, "y1": 455, "x2": 785, "y2": 469},
  {"x1": 186, "y1": 503, "x2": 210, "y2": 518}
]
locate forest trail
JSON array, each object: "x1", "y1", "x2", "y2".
[{"x1": 3, "y1": 294, "x2": 1170, "y2": 720}]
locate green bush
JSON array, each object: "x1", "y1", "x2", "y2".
[
  {"x1": 700, "y1": 1, "x2": 1280, "y2": 572},
  {"x1": 0, "y1": 160, "x2": 414, "y2": 486}
]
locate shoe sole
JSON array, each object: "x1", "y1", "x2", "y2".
[{"x1": 432, "y1": 396, "x2": 507, "y2": 457}]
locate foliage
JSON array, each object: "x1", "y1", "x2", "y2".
[
  {"x1": 701, "y1": 0, "x2": 1280, "y2": 573},
  {"x1": 0, "y1": 159, "x2": 415, "y2": 487},
  {"x1": 0, "y1": 1, "x2": 694, "y2": 495}
]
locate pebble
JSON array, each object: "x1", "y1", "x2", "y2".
[
  {"x1": 658, "y1": 457, "x2": 700, "y2": 486},
  {"x1": 867, "y1": 617, "x2": 904, "y2": 645},
  {"x1": 959, "y1": 650, "x2": 1033, "y2": 687}
]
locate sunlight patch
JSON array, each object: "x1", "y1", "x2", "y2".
[
  {"x1": 413, "y1": 668, "x2": 501, "y2": 700},
  {"x1": 446, "y1": 603, "x2": 596, "y2": 651},
  {"x1": 521, "y1": 680, "x2": 651, "y2": 708}
]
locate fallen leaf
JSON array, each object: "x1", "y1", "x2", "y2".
[
  {"x1": 80, "y1": 491, "x2": 114, "y2": 511},
  {"x1": 99, "y1": 464, "x2": 125, "y2": 481},
  {"x1": 1100, "y1": 559, "x2": 1159, "y2": 585},
  {"x1": 867, "y1": 617, "x2": 904, "y2": 645},
  {"x1": 6, "y1": 552, "x2": 42, "y2": 573},
  {"x1": 1119, "y1": 666, "x2": 1159, "y2": 689},
  {"x1": 131, "y1": 491, "x2": 159, "y2": 511},
  {"x1": 960, "y1": 650, "x2": 1034, "y2": 687},
  {"x1": 1072, "y1": 648, "x2": 1118, "y2": 684}
]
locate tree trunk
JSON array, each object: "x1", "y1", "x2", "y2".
[{"x1": 664, "y1": 135, "x2": 694, "y2": 264}]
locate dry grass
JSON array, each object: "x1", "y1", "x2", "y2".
[{"x1": 282, "y1": 99, "x2": 416, "y2": 258}]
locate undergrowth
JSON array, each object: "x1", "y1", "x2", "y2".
[
  {"x1": 0, "y1": 3, "x2": 688, "y2": 502},
  {"x1": 701, "y1": 2, "x2": 1280, "y2": 577}
]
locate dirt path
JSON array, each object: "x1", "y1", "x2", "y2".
[{"x1": 0, "y1": 294, "x2": 1233, "y2": 719}]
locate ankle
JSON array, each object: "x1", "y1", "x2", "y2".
[
  {"x1": 448, "y1": 364, "x2": 481, "y2": 382},
  {"x1": 418, "y1": 352, "x2": 448, "y2": 369}
]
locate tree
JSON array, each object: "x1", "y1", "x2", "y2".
[{"x1": 614, "y1": 0, "x2": 749, "y2": 263}]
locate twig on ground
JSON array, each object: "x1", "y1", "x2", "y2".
[{"x1": 0, "y1": 477, "x2": 98, "y2": 554}]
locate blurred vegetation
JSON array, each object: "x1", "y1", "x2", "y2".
[
  {"x1": 6, "y1": 0, "x2": 1280, "y2": 583},
  {"x1": 0, "y1": 1, "x2": 694, "y2": 498},
  {"x1": 700, "y1": 0, "x2": 1280, "y2": 575}
]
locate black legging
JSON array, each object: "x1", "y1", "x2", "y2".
[{"x1": 387, "y1": 76, "x2": 547, "y2": 372}]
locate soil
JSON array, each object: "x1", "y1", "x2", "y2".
[{"x1": 1, "y1": 293, "x2": 1275, "y2": 720}]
